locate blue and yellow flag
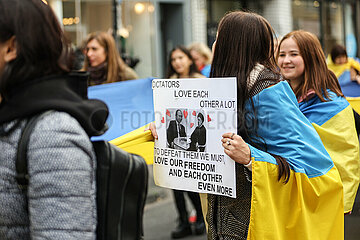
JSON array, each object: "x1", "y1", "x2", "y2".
[
  {"x1": 246, "y1": 81, "x2": 343, "y2": 240},
  {"x1": 88, "y1": 78, "x2": 155, "y2": 164},
  {"x1": 336, "y1": 71, "x2": 360, "y2": 98},
  {"x1": 327, "y1": 56, "x2": 360, "y2": 98},
  {"x1": 299, "y1": 91, "x2": 360, "y2": 213},
  {"x1": 327, "y1": 57, "x2": 360, "y2": 80}
]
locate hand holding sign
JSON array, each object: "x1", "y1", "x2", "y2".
[{"x1": 152, "y1": 77, "x2": 237, "y2": 198}]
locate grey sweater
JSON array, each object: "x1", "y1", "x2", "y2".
[{"x1": 0, "y1": 111, "x2": 97, "y2": 239}]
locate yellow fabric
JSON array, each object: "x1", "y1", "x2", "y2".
[
  {"x1": 109, "y1": 124, "x2": 154, "y2": 165},
  {"x1": 249, "y1": 159, "x2": 344, "y2": 240},
  {"x1": 311, "y1": 105, "x2": 360, "y2": 213},
  {"x1": 347, "y1": 97, "x2": 360, "y2": 114},
  {"x1": 327, "y1": 56, "x2": 360, "y2": 77},
  {"x1": 199, "y1": 193, "x2": 208, "y2": 232}
]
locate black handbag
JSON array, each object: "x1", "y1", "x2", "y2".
[
  {"x1": 16, "y1": 112, "x2": 149, "y2": 240},
  {"x1": 94, "y1": 140, "x2": 148, "y2": 240}
]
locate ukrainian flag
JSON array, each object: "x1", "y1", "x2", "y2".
[
  {"x1": 327, "y1": 57, "x2": 360, "y2": 81},
  {"x1": 246, "y1": 81, "x2": 343, "y2": 240},
  {"x1": 327, "y1": 56, "x2": 360, "y2": 111},
  {"x1": 88, "y1": 78, "x2": 154, "y2": 164},
  {"x1": 299, "y1": 91, "x2": 360, "y2": 213}
]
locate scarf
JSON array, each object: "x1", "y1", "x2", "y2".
[
  {"x1": 0, "y1": 72, "x2": 108, "y2": 136},
  {"x1": 88, "y1": 62, "x2": 107, "y2": 86}
]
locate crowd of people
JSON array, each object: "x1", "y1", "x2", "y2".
[
  {"x1": 0, "y1": 1, "x2": 359, "y2": 240},
  {"x1": 78, "y1": 30, "x2": 213, "y2": 88}
]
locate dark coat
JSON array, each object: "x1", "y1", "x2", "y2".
[
  {"x1": 188, "y1": 125, "x2": 206, "y2": 152},
  {"x1": 167, "y1": 120, "x2": 186, "y2": 147}
]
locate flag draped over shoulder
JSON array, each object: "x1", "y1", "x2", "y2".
[
  {"x1": 246, "y1": 81, "x2": 344, "y2": 240},
  {"x1": 88, "y1": 78, "x2": 155, "y2": 164},
  {"x1": 299, "y1": 91, "x2": 360, "y2": 213}
]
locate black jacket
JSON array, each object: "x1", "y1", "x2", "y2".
[{"x1": 167, "y1": 120, "x2": 186, "y2": 146}]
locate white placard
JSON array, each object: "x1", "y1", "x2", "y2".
[{"x1": 152, "y1": 78, "x2": 237, "y2": 198}]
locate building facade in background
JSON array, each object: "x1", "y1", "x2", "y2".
[{"x1": 46, "y1": 0, "x2": 360, "y2": 79}]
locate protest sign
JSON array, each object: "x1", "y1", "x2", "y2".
[{"x1": 152, "y1": 78, "x2": 237, "y2": 198}]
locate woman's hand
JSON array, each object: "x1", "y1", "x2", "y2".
[
  {"x1": 147, "y1": 122, "x2": 158, "y2": 139},
  {"x1": 355, "y1": 75, "x2": 360, "y2": 84},
  {"x1": 221, "y1": 133, "x2": 251, "y2": 165},
  {"x1": 149, "y1": 122, "x2": 158, "y2": 139}
]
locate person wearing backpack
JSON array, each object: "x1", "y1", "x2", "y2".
[{"x1": 0, "y1": 0, "x2": 109, "y2": 239}]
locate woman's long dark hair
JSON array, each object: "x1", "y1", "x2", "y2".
[
  {"x1": 211, "y1": 11, "x2": 290, "y2": 183},
  {"x1": 166, "y1": 45, "x2": 200, "y2": 78},
  {"x1": 0, "y1": 0, "x2": 71, "y2": 99}
]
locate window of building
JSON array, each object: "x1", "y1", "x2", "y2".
[
  {"x1": 292, "y1": 0, "x2": 358, "y2": 57},
  {"x1": 61, "y1": 0, "x2": 112, "y2": 47},
  {"x1": 292, "y1": 0, "x2": 321, "y2": 37},
  {"x1": 321, "y1": 0, "x2": 344, "y2": 55},
  {"x1": 206, "y1": 0, "x2": 264, "y2": 47}
]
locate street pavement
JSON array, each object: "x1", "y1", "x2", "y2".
[
  {"x1": 144, "y1": 165, "x2": 206, "y2": 240},
  {"x1": 144, "y1": 190, "x2": 207, "y2": 240}
]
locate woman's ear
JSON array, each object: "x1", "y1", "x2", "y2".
[{"x1": 4, "y1": 36, "x2": 17, "y2": 62}]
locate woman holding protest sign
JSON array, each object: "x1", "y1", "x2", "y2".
[{"x1": 207, "y1": 11, "x2": 343, "y2": 240}]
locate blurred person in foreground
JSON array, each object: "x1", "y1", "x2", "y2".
[
  {"x1": 84, "y1": 31, "x2": 138, "y2": 86},
  {"x1": 0, "y1": 0, "x2": 108, "y2": 239}
]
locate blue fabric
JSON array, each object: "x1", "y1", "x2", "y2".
[
  {"x1": 299, "y1": 91, "x2": 349, "y2": 126},
  {"x1": 337, "y1": 70, "x2": 360, "y2": 97},
  {"x1": 246, "y1": 81, "x2": 333, "y2": 178},
  {"x1": 338, "y1": 70, "x2": 352, "y2": 85},
  {"x1": 341, "y1": 81, "x2": 360, "y2": 97},
  {"x1": 88, "y1": 78, "x2": 154, "y2": 141},
  {"x1": 201, "y1": 64, "x2": 211, "y2": 77}
]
